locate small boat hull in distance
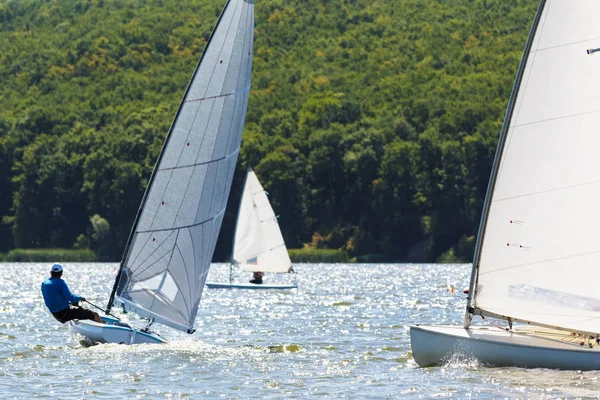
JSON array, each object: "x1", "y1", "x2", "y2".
[
  {"x1": 410, "y1": 325, "x2": 600, "y2": 370},
  {"x1": 206, "y1": 282, "x2": 298, "y2": 290},
  {"x1": 70, "y1": 315, "x2": 167, "y2": 345}
]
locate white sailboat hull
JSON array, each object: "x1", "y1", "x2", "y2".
[
  {"x1": 206, "y1": 282, "x2": 297, "y2": 290},
  {"x1": 70, "y1": 316, "x2": 167, "y2": 345},
  {"x1": 410, "y1": 325, "x2": 600, "y2": 370}
]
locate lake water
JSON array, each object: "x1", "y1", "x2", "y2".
[{"x1": 2, "y1": 263, "x2": 600, "y2": 399}]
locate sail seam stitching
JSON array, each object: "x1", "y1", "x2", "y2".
[
  {"x1": 512, "y1": 108, "x2": 600, "y2": 129},
  {"x1": 480, "y1": 249, "x2": 600, "y2": 275},
  {"x1": 180, "y1": 229, "x2": 194, "y2": 314},
  {"x1": 128, "y1": 230, "x2": 178, "y2": 274},
  {"x1": 172, "y1": 243, "x2": 192, "y2": 317},
  {"x1": 138, "y1": 208, "x2": 227, "y2": 234},
  {"x1": 148, "y1": 230, "x2": 180, "y2": 312},
  {"x1": 533, "y1": 35, "x2": 600, "y2": 53},
  {"x1": 493, "y1": 179, "x2": 600, "y2": 202},
  {"x1": 184, "y1": 85, "x2": 250, "y2": 104},
  {"x1": 159, "y1": 148, "x2": 240, "y2": 172},
  {"x1": 217, "y1": 2, "x2": 246, "y2": 164}
]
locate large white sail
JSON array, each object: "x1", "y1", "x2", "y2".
[
  {"x1": 108, "y1": 0, "x2": 254, "y2": 333},
  {"x1": 233, "y1": 168, "x2": 292, "y2": 273},
  {"x1": 471, "y1": 0, "x2": 600, "y2": 334}
]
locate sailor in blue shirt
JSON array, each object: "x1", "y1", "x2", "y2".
[{"x1": 41, "y1": 263, "x2": 102, "y2": 324}]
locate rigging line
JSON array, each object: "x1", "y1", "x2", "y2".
[
  {"x1": 158, "y1": 147, "x2": 240, "y2": 172},
  {"x1": 493, "y1": 178, "x2": 600, "y2": 202},
  {"x1": 511, "y1": 107, "x2": 600, "y2": 129},
  {"x1": 479, "y1": 248, "x2": 600, "y2": 275},
  {"x1": 127, "y1": 229, "x2": 178, "y2": 272},
  {"x1": 137, "y1": 208, "x2": 226, "y2": 234}
]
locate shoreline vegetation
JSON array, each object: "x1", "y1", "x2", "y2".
[
  {"x1": 0, "y1": 0, "x2": 536, "y2": 265},
  {"x1": 0, "y1": 247, "x2": 468, "y2": 263},
  {"x1": 0, "y1": 248, "x2": 351, "y2": 263},
  {"x1": 0, "y1": 248, "x2": 97, "y2": 262}
]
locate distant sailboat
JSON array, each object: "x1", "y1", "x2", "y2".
[
  {"x1": 70, "y1": 0, "x2": 255, "y2": 345},
  {"x1": 410, "y1": 0, "x2": 600, "y2": 369},
  {"x1": 206, "y1": 167, "x2": 297, "y2": 290}
]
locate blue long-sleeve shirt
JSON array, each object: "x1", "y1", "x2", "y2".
[{"x1": 41, "y1": 277, "x2": 82, "y2": 313}]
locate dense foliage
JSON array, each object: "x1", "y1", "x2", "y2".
[
  {"x1": 2, "y1": 248, "x2": 96, "y2": 262},
  {"x1": 0, "y1": 0, "x2": 538, "y2": 262}
]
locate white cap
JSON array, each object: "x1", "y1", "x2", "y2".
[{"x1": 51, "y1": 263, "x2": 63, "y2": 273}]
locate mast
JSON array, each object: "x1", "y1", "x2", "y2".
[
  {"x1": 106, "y1": 0, "x2": 235, "y2": 314},
  {"x1": 229, "y1": 167, "x2": 252, "y2": 283},
  {"x1": 464, "y1": 0, "x2": 547, "y2": 328}
]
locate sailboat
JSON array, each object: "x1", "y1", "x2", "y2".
[
  {"x1": 410, "y1": 0, "x2": 600, "y2": 370},
  {"x1": 70, "y1": 0, "x2": 255, "y2": 345},
  {"x1": 206, "y1": 167, "x2": 297, "y2": 290}
]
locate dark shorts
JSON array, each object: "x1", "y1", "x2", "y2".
[{"x1": 52, "y1": 306, "x2": 96, "y2": 323}]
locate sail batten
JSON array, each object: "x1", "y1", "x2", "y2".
[
  {"x1": 471, "y1": 0, "x2": 600, "y2": 334},
  {"x1": 108, "y1": 0, "x2": 254, "y2": 333}
]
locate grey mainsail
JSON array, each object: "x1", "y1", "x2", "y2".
[{"x1": 107, "y1": 0, "x2": 254, "y2": 333}]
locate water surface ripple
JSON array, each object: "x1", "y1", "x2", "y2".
[{"x1": 1, "y1": 263, "x2": 598, "y2": 398}]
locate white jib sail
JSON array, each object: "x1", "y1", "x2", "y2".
[
  {"x1": 473, "y1": 0, "x2": 600, "y2": 334},
  {"x1": 233, "y1": 168, "x2": 292, "y2": 273},
  {"x1": 112, "y1": 0, "x2": 254, "y2": 333}
]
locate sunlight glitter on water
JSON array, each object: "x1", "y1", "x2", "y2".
[{"x1": 4, "y1": 262, "x2": 600, "y2": 398}]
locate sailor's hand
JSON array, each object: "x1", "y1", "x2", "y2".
[{"x1": 80, "y1": 297, "x2": 86, "y2": 302}]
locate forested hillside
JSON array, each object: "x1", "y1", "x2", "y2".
[{"x1": 0, "y1": 0, "x2": 538, "y2": 262}]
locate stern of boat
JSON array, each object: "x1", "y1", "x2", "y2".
[{"x1": 410, "y1": 325, "x2": 464, "y2": 367}]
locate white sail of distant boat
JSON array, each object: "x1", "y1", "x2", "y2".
[
  {"x1": 411, "y1": 0, "x2": 600, "y2": 370},
  {"x1": 206, "y1": 167, "x2": 297, "y2": 290},
  {"x1": 70, "y1": 0, "x2": 255, "y2": 345}
]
